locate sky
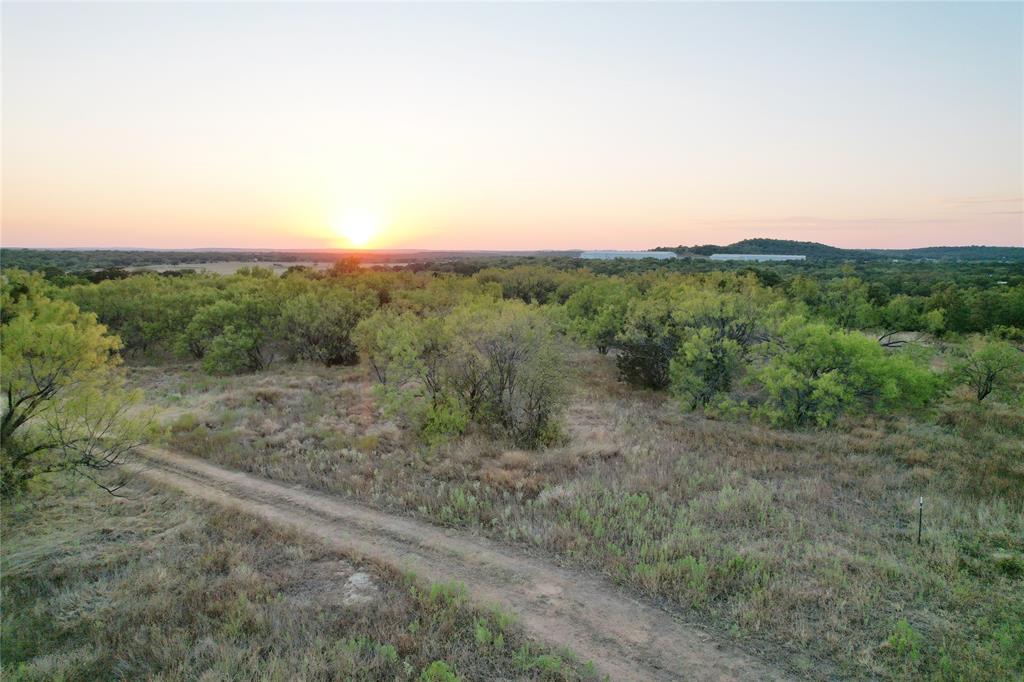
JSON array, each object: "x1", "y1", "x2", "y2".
[{"x1": 2, "y1": 2, "x2": 1022, "y2": 250}]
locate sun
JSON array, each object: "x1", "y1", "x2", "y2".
[{"x1": 333, "y1": 211, "x2": 380, "y2": 248}]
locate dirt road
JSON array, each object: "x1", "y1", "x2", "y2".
[{"x1": 133, "y1": 447, "x2": 788, "y2": 681}]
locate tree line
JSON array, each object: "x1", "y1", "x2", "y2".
[{"x1": 2, "y1": 262, "x2": 1021, "y2": 492}]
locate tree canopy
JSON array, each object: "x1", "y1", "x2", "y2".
[{"x1": 1, "y1": 270, "x2": 146, "y2": 494}]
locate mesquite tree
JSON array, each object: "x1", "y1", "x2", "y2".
[{"x1": 1, "y1": 271, "x2": 146, "y2": 494}]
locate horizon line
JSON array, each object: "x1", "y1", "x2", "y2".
[{"x1": 2, "y1": 243, "x2": 1023, "y2": 253}]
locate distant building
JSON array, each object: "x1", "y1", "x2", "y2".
[
  {"x1": 580, "y1": 250, "x2": 676, "y2": 260},
  {"x1": 708, "y1": 254, "x2": 806, "y2": 262}
]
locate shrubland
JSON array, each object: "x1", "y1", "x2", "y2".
[
  {"x1": 1, "y1": 478, "x2": 596, "y2": 680},
  {"x1": 3, "y1": 258, "x2": 1023, "y2": 680}
]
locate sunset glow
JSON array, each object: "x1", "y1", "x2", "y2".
[
  {"x1": 332, "y1": 211, "x2": 382, "y2": 248},
  {"x1": 1, "y1": 3, "x2": 1021, "y2": 249}
]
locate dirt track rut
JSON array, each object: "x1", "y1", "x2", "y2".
[{"x1": 133, "y1": 447, "x2": 787, "y2": 681}]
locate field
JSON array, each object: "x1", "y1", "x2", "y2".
[
  {"x1": 4, "y1": 257, "x2": 1023, "y2": 680},
  {"x1": 1, "y1": 477, "x2": 599, "y2": 680},
  {"x1": 132, "y1": 351, "x2": 1024, "y2": 680}
]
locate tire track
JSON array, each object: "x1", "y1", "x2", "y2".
[{"x1": 131, "y1": 446, "x2": 788, "y2": 682}]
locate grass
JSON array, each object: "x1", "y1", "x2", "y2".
[
  {"x1": 133, "y1": 352, "x2": 1024, "y2": 680},
  {"x1": 1, "y1": 477, "x2": 599, "y2": 681}
]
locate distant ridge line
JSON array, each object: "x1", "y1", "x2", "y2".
[{"x1": 654, "y1": 238, "x2": 1024, "y2": 261}]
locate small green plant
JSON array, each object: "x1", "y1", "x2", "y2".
[
  {"x1": 888, "y1": 618, "x2": 922, "y2": 670},
  {"x1": 422, "y1": 581, "x2": 468, "y2": 611},
  {"x1": 474, "y1": 618, "x2": 494, "y2": 648},
  {"x1": 420, "y1": 660, "x2": 459, "y2": 681}
]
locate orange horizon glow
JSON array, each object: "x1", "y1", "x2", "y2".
[{"x1": 2, "y1": 3, "x2": 1021, "y2": 251}]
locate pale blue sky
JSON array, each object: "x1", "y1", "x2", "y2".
[{"x1": 3, "y1": 2, "x2": 1021, "y2": 249}]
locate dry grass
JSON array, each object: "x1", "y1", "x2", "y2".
[
  {"x1": 1, "y1": 477, "x2": 598, "y2": 681},
  {"x1": 133, "y1": 351, "x2": 1024, "y2": 680}
]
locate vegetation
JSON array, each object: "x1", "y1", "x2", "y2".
[
  {"x1": 282, "y1": 287, "x2": 375, "y2": 366},
  {"x1": 0, "y1": 271, "x2": 146, "y2": 494},
  {"x1": 3, "y1": 253, "x2": 1023, "y2": 680},
  {"x1": 1, "y1": 479, "x2": 596, "y2": 680},
  {"x1": 660, "y1": 237, "x2": 880, "y2": 260},
  {"x1": 656, "y1": 237, "x2": 1024, "y2": 262},
  {"x1": 0, "y1": 248, "x2": 400, "y2": 273},
  {"x1": 753, "y1": 316, "x2": 941, "y2": 427},
  {"x1": 139, "y1": 355, "x2": 1023, "y2": 681},
  {"x1": 358, "y1": 300, "x2": 567, "y2": 448},
  {"x1": 955, "y1": 339, "x2": 1024, "y2": 402}
]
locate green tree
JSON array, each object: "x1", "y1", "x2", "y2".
[
  {"x1": 820, "y1": 277, "x2": 878, "y2": 329},
  {"x1": 449, "y1": 302, "x2": 567, "y2": 446},
  {"x1": 666, "y1": 289, "x2": 768, "y2": 408},
  {"x1": 615, "y1": 296, "x2": 679, "y2": 389},
  {"x1": 475, "y1": 266, "x2": 569, "y2": 304},
  {"x1": 617, "y1": 278, "x2": 771, "y2": 394},
  {"x1": 179, "y1": 283, "x2": 280, "y2": 373},
  {"x1": 561, "y1": 278, "x2": 635, "y2": 354},
  {"x1": 281, "y1": 287, "x2": 374, "y2": 366},
  {"x1": 786, "y1": 275, "x2": 821, "y2": 307},
  {"x1": 1, "y1": 271, "x2": 146, "y2": 494},
  {"x1": 880, "y1": 295, "x2": 924, "y2": 332},
  {"x1": 179, "y1": 299, "x2": 241, "y2": 359},
  {"x1": 928, "y1": 284, "x2": 973, "y2": 333},
  {"x1": 754, "y1": 316, "x2": 941, "y2": 427},
  {"x1": 360, "y1": 302, "x2": 567, "y2": 448},
  {"x1": 355, "y1": 309, "x2": 415, "y2": 384},
  {"x1": 61, "y1": 274, "x2": 218, "y2": 357},
  {"x1": 203, "y1": 325, "x2": 266, "y2": 375},
  {"x1": 956, "y1": 340, "x2": 1024, "y2": 401},
  {"x1": 669, "y1": 328, "x2": 745, "y2": 409}
]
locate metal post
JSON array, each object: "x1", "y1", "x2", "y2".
[{"x1": 917, "y1": 497, "x2": 923, "y2": 545}]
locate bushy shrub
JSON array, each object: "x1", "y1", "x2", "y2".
[
  {"x1": 354, "y1": 309, "x2": 418, "y2": 384},
  {"x1": 753, "y1": 316, "x2": 942, "y2": 427},
  {"x1": 203, "y1": 325, "x2": 266, "y2": 375},
  {"x1": 60, "y1": 274, "x2": 218, "y2": 356},
  {"x1": 177, "y1": 283, "x2": 280, "y2": 374},
  {"x1": 955, "y1": 339, "x2": 1024, "y2": 402},
  {"x1": 359, "y1": 301, "x2": 567, "y2": 448},
  {"x1": 669, "y1": 328, "x2": 745, "y2": 409},
  {"x1": 881, "y1": 294, "x2": 925, "y2": 331},
  {"x1": 422, "y1": 395, "x2": 471, "y2": 447},
  {"x1": 179, "y1": 299, "x2": 241, "y2": 359},
  {"x1": 617, "y1": 279, "x2": 772, "y2": 398},
  {"x1": 614, "y1": 296, "x2": 680, "y2": 390},
  {"x1": 448, "y1": 303, "x2": 567, "y2": 446},
  {"x1": 475, "y1": 265, "x2": 570, "y2": 304},
  {"x1": 280, "y1": 288, "x2": 374, "y2": 366},
  {"x1": 561, "y1": 278, "x2": 635, "y2": 354},
  {"x1": 819, "y1": 276, "x2": 878, "y2": 329}
]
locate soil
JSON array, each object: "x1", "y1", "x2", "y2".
[{"x1": 132, "y1": 446, "x2": 789, "y2": 682}]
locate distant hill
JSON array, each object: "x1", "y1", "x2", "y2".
[
  {"x1": 870, "y1": 245, "x2": 1024, "y2": 260},
  {"x1": 655, "y1": 239, "x2": 1024, "y2": 261}
]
